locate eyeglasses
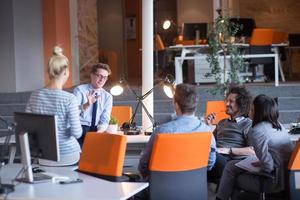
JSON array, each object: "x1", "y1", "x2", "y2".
[{"x1": 93, "y1": 73, "x2": 108, "y2": 80}]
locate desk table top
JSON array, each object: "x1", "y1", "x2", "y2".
[{"x1": 0, "y1": 164, "x2": 148, "y2": 200}]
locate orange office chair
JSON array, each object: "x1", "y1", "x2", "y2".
[
  {"x1": 249, "y1": 28, "x2": 275, "y2": 81},
  {"x1": 205, "y1": 100, "x2": 229, "y2": 125},
  {"x1": 288, "y1": 139, "x2": 300, "y2": 200},
  {"x1": 148, "y1": 132, "x2": 212, "y2": 200},
  {"x1": 111, "y1": 106, "x2": 132, "y2": 127},
  {"x1": 272, "y1": 31, "x2": 288, "y2": 44},
  {"x1": 78, "y1": 132, "x2": 128, "y2": 181}
]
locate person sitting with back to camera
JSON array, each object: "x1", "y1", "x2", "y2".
[
  {"x1": 73, "y1": 63, "x2": 113, "y2": 146},
  {"x1": 206, "y1": 85, "x2": 255, "y2": 181},
  {"x1": 26, "y1": 46, "x2": 82, "y2": 166},
  {"x1": 138, "y1": 83, "x2": 216, "y2": 179},
  {"x1": 216, "y1": 94, "x2": 295, "y2": 200}
]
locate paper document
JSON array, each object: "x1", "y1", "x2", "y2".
[
  {"x1": 216, "y1": 148, "x2": 230, "y2": 154},
  {"x1": 235, "y1": 155, "x2": 261, "y2": 173}
]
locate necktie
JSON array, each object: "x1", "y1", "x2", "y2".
[{"x1": 91, "y1": 95, "x2": 98, "y2": 127}]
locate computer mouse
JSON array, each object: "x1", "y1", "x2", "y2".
[{"x1": 32, "y1": 167, "x2": 45, "y2": 173}]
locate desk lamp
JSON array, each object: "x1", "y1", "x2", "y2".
[{"x1": 110, "y1": 75, "x2": 175, "y2": 135}]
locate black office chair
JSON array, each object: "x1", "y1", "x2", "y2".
[
  {"x1": 248, "y1": 28, "x2": 274, "y2": 82},
  {"x1": 248, "y1": 45, "x2": 274, "y2": 82},
  {"x1": 236, "y1": 170, "x2": 287, "y2": 200}
]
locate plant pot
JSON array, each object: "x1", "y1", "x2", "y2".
[{"x1": 106, "y1": 124, "x2": 118, "y2": 134}]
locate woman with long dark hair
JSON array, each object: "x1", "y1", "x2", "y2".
[{"x1": 216, "y1": 94, "x2": 294, "y2": 200}]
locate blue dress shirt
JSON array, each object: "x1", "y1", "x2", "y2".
[
  {"x1": 73, "y1": 84, "x2": 113, "y2": 131},
  {"x1": 138, "y1": 114, "x2": 217, "y2": 178}
]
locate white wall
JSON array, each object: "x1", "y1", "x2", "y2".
[
  {"x1": 13, "y1": 0, "x2": 44, "y2": 92},
  {"x1": 177, "y1": 0, "x2": 214, "y2": 27},
  {"x1": 0, "y1": 0, "x2": 44, "y2": 92},
  {"x1": 0, "y1": 0, "x2": 16, "y2": 92}
]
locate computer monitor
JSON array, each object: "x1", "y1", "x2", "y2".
[
  {"x1": 229, "y1": 18, "x2": 256, "y2": 37},
  {"x1": 182, "y1": 23, "x2": 208, "y2": 40},
  {"x1": 14, "y1": 112, "x2": 60, "y2": 183},
  {"x1": 288, "y1": 33, "x2": 300, "y2": 47}
]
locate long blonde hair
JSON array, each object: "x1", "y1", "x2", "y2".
[{"x1": 48, "y1": 46, "x2": 69, "y2": 79}]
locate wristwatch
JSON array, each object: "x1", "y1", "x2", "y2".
[{"x1": 229, "y1": 147, "x2": 233, "y2": 155}]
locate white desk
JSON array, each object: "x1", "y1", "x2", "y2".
[
  {"x1": 283, "y1": 124, "x2": 300, "y2": 142},
  {"x1": 126, "y1": 134, "x2": 150, "y2": 143},
  {"x1": 4, "y1": 134, "x2": 150, "y2": 164},
  {"x1": 171, "y1": 44, "x2": 286, "y2": 86},
  {"x1": 0, "y1": 164, "x2": 148, "y2": 200}
]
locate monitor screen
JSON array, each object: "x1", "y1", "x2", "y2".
[
  {"x1": 14, "y1": 112, "x2": 59, "y2": 162},
  {"x1": 229, "y1": 18, "x2": 256, "y2": 37},
  {"x1": 182, "y1": 23, "x2": 208, "y2": 40},
  {"x1": 288, "y1": 33, "x2": 300, "y2": 47}
]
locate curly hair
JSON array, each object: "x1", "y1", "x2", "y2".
[
  {"x1": 91, "y1": 63, "x2": 111, "y2": 75},
  {"x1": 226, "y1": 85, "x2": 252, "y2": 117}
]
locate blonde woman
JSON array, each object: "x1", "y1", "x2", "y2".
[{"x1": 26, "y1": 46, "x2": 82, "y2": 166}]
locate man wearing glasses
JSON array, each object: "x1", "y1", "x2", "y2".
[{"x1": 73, "y1": 63, "x2": 113, "y2": 146}]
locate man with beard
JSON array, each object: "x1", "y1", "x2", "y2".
[
  {"x1": 207, "y1": 85, "x2": 255, "y2": 181},
  {"x1": 73, "y1": 63, "x2": 113, "y2": 146}
]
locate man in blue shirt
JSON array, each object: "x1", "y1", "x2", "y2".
[
  {"x1": 73, "y1": 63, "x2": 113, "y2": 146},
  {"x1": 138, "y1": 83, "x2": 216, "y2": 178}
]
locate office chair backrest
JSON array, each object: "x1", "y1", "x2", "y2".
[
  {"x1": 78, "y1": 132, "x2": 127, "y2": 181},
  {"x1": 148, "y1": 132, "x2": 212, "y2": 200},
  {"x1": 154, "y1": 34, "x2": 165, "y2": 51},
  {"x1": 288, "y1": 139, "x2": 300, "y2": 200},
  {"x1": 111, "y1": 106, "x2": 132, "y2": 127},
  {"x1": 205, "y1": 100, "x2": 229, "y2": 125},
  {"x1": 272, "y1": 31, "x2": 288, "y2": 44},
  {"x1": 250, "y1": 28, "x2": 274, "y2": 46}
]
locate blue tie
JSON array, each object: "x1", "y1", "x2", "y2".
[{"x1": 91, "y1": 97, "x2": 98, "y2": 127}]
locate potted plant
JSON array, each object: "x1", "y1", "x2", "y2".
[
  {"x1": 206, "y1": 9, "x2": 246, "y2": 95},
  {"x1": 106, "y1": 116, "x2": 118, "y2": 134}
]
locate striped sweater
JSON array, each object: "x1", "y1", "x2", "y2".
[{"x1": 26, "y1": 88, "x2": 82, "y2": 156}]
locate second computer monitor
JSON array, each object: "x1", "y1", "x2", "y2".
[
  {"x1": 230, "y1": 18, "x2": 256, "y2": 37},
  {"x1": 182, "y1": 23, "x2": 208, "y2": 40}
]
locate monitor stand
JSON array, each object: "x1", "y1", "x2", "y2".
[{"x1": 16, "y1": 132, "x2": 52, "y2": 184}]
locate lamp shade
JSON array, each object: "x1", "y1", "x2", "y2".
[
  {"x1": 163, "y1": 20, "x2": 171, "y2": 30},
  {"x1": 163, "y1": 85, "x2": 174, "y2": 98},
  {"x1": 162, "y1": 74, "x2": 175, "y2": 98},
  {"x1": 110, "y1": 85, "x2": 123, "y2": 96}
]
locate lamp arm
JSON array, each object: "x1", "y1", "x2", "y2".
[
  {"x1": 140, "y1": 87, "x2": 154, "y2": 100},
  {"x1": 129, "y1": 100, "x2": 141, "y2": 125}
]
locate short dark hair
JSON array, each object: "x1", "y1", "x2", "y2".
[
  {"x1": 252, "y1": 94, "x2": 281, "y2": 130},
  {"x1": 226, "y1": 85, "x2": 252, "y2": 117},
  {"x1": 174, "y1": 83, "x2": 197, "y2": 114},
  {"x1": 91, "y1": 63, "x2": 111, "y2": 75}
]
